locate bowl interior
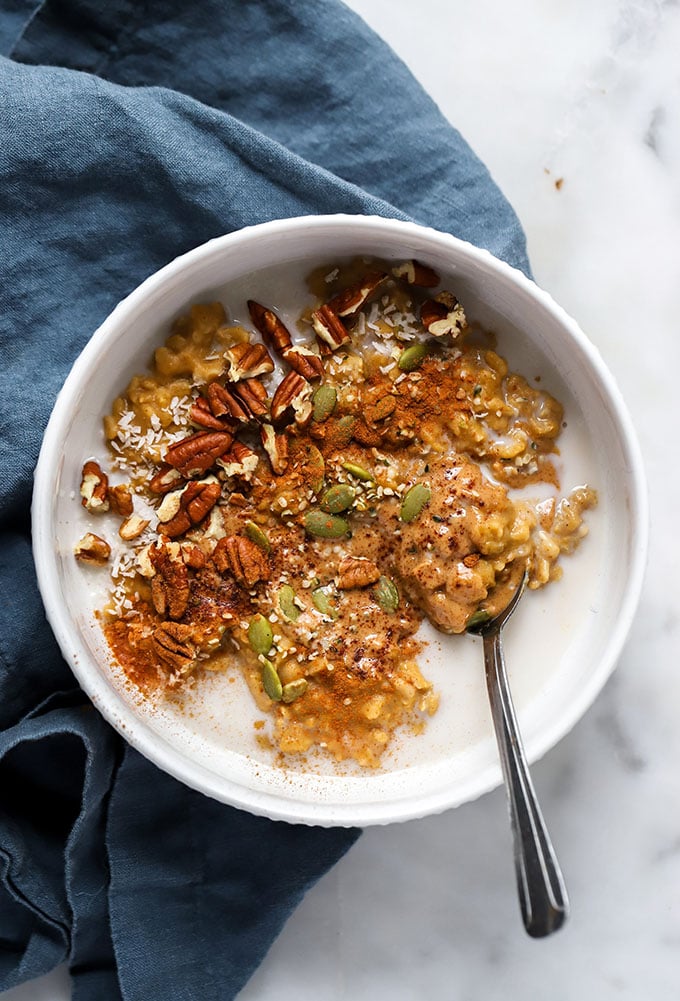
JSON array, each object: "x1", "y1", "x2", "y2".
[{"x1": 33, "y1": 216, "x2": 646, "y2": 826}]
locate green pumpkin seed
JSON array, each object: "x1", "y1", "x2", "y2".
[
  {"x1": 372, "y1": 395, "x2": 396, "y2": 421},
  {"x1": 245, "y1": 520, "x2": 271, "y2": 553},
  {"x1": 334, "y1": 415, "x2": 356, "y2": 446},
  {"x1": 375, "y1": 575, "x2": 399, "y2": 613},
  {"x1": 312, "y1": 384, "x2": 337, "y2": 423},
  {"x1": 320, "y1": 483, "x2": 356, "y2": 514},
  {"x1": 465, "y1": 609, "x2": 491, "y2": 632},
  {"x1": 341, "y1": 461, "x2": 374, "y2": 482},
  {"x1": 304, "y1": 510, "x2": 349, "y2": 539},
  {"x1": 398, "y1": 342, "x2": 429, "y2": 371},
  {"x1": 247, "y1": 614, "x2": 274, "y2": 656},
  {"x1": 311, "y1": 586, "x2": 338, "y2": 619},
  {"x1": 261, "y1": 659, "x2": 283, "y2": 701},
  {"x1": 400, "y1": 483, "x2": 431, "y2": 522},
  {"x1": 278, "y1": 584, "x2": 300, "y2": 622},
  {"x1": 282, "y1": 678, "x2": 308, "y2": 704}
]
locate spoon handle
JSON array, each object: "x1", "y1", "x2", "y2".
[{"x1": 483, "y1": 631, "x2": 569, "y2": 937}]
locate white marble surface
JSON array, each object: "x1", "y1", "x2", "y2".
[{"x1": 6, "y1": 0, "x2": 679, "y2": 998}]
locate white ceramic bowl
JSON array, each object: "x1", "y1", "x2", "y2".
[{"x1": 32, "y1": 215, "x2": 647, "y2": 827}]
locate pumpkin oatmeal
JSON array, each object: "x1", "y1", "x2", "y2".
[{"x1": 74, "y1": 258, "x2": 597, "y2": 768}]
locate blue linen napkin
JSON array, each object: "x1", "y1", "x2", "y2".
[{"x1": 0, "y1": 1, "x2": 530, "y2": 998}]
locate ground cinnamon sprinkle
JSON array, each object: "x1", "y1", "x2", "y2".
[{"x1": 76, "y1": 257, "x2": 597, "y2": 769}]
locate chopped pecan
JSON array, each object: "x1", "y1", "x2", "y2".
[
  {"x1": 108, "y1": 483, "x2": 133, "y2": 516},
  {"x1": 420, "y1": 291, "x2": 467, "y2": 338},
  {"x1": 337, "y1": 555, "x2": 381, "y2": 590},
  {"x1": 282, "y1": 344, "x2": 325, "y2": 380},
  {"x1": 392, "y1": 260, "x2": 440, "y2": 288},
  {"x1": 311, "y1": 305, "x2": 350, "y2": 349},
  {"x1": 149, "y1": 463, "x2": 184, "y2": 495},
  {"x1": 152, "y1": 621, "x2": 195, "y2": 673},
  {"x1": 190, "y1": 396, "x2": 233, "y2": 430},
  {"x1": 80, "y1": 461, "x2": 109, "y2": 513},
  {"x1": 212, "y1": 536, "x2": 269, "y2": 588},
  {"x1": 182, "y1": 543, "x2": 207, "y2": 570},
  {"x1": 164, "y1": 431, "x2": 233, "y2": 478},
  {"x1": 260, "y1": 424, "x2": 289, "y2": 474},
  {"x1": 216, "y1": 441, "x2": 259, "y2": 480},
  {"x1": 247, "y1": 300, "x2": 293, "y2": 355},
  {"x1": 223, "y1": 340, "x2": 275, "y2": 382},
  {"x1": 150, "y1": 541, "x2": 190, "y2": 619},
  {"x1": 74, "y1": 532, "x2": 110, "y2": 564},
  {"x1": 270, "y1": 371, "x2": 313, "y2": 426},
  {"x1": 326, "y1": 271, "x2": 388, "y2": 317},
  {"x1": 160, "y1": 479, "x2": 222, "y2": 538},
  {"x1": 118, "y1": 514, "x2": 149, "y2": 541}
]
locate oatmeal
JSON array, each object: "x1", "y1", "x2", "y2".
[{"x1": 75, "y1": 258, "x2": 597, "y2": 768}]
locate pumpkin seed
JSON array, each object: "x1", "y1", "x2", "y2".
[
  {"x1": 311, "y1": 586, "x2": 338, "y2": 619},
  {"x1": 248, "y1": 614, "x2": 273, "y2": 656},
  {"x1": 282, "y1": 678, "x2": 308, "y2": 703},
  {"x1": 320, "y1": 483, "x2": 356, "y2": 514},
  {"x1": 312, "y1": 384, "x2": 337, "y2": 423},
  {"x1": 398, "y1": 342, "x2": 429, "y2": 371},
  {"x1": 465, "y1": 609, "x2": 491, "y2": 631},
  {"x1": 372, "y1": 395, "x2": 396, "y2": 421},
  {"x1": 375, "y1": 575, "x2": 399, "y2": 613},
  {"x1": 334, "y1": 415, "x2": 356, "y2": 446},
  {"x1": 304, "y1": 510, "x2": 349, "y2": 539},
  {"x1": 245, "y1": 520, "x2": 271, "y2": 553},
  {"x1": 278, "y1": 584, "x2": 300, "y2": 622},
  {"x1": 341, "y1": 461, "x2": 374, "y2": 482},
  {"x1": 400, "y1": 482, "x2": 431, "y2": 522},
  {"x1": 261, "y1": 659, "x2": 283, "y2": 701}
]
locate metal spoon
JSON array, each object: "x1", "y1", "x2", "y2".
[{"x1": 467, "y1": 571, "x2": 569, "y2": 937}]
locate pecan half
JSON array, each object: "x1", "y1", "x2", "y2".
[
  {"x1": 190, "y1": 396, "x2": 233, "y2": 431},
  {"x1": 282, "y1": 344, "x2": 325, "y2": 381},
  {"x1": 270, "y1": 371, "x2": 313, "y2": 426},
  {"x1": 152, "y1": 621, "x2": 195, "y2": 673},
  {"x1": 420, "y1": 291, "x2": 467, "y2": 338},
  {"x1": 74, "y1": 532, "x2": 111, "y2": 564},
  {"x1": 149, "y1": 463, "x2": 184, "y2": 495},
  {"x1": 233, "y1": 378, "x2": 269, "y2": 420},
  {"x1": 311, "y1": 305, "x2": 350, "y2": 349},
  {"x1": 164, "y1": 431, "x2": 233, "y2": 478},
  {"x1": 150, "y1": 541, "x2": 190, "y2": 619},
  {"x1": 326, "y1": 271, "x2": 388, "y2": 317},
  {"x1": 260, "y1": 424, "x2": 289, "y2": 475},
  {"x1": 80, "y1": 461, "x2": 109, "y2": 513},
  {"x1": 212, "y1": 536, "x2": 269, "y2": 588},
  {"x1": 216, "y1": 441, "x2": 259, "y2": 480},
  {"x1": 392, "y1": 260, "x2": 440, "y2": 288},
  {"x1": 160, "y1": 479, "x2": 222, "y2": 538},
  {"x1": 247, "y1": 300, "x2": 292, "y2": 355},
  {"x1": 223, "y1": 340, "x2": 275, "y2": 382},
  {"x1": 337, "y1": 555, "x2": 381, "y2": 590},
  {"x1": 108, "y1": 483, "x2": 133, "y2": 517}
]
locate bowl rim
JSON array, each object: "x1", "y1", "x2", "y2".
[{"x1": 32, "y1": 214, "x2": 649, "y2": 827}]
